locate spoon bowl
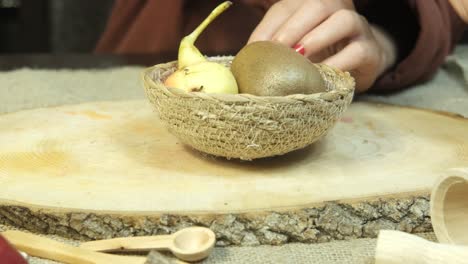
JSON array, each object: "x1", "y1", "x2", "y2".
[{"x1": 171, "y1": 227, "x2": 216, "y2": 262}]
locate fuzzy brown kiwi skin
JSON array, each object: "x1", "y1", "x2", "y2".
[{"x1": 231, "y1": 41, "x2": 326, "y2": 96}]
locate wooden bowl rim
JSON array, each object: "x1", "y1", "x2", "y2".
[{"x1": 430, "y1": 168, "x2": 468, "y2": 245}]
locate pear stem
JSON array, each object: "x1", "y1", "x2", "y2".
[
  {"x1": 178, "y1": 1, "x2": 232, "y2": 69},
  {"x1": 185, "y1": 1, "x2": 232, "y2": 44}
]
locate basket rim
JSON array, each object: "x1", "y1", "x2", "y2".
[{"x1": 142, "y1": 55, "x2": 355, "y2": 103}]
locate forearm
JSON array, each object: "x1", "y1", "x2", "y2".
[{"x1": 355, "y1": 0, "x2": 466, "y2": 92}]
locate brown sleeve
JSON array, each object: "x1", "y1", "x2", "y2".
[
  {"x1": 94, "y1": 0, "x2": 184, "y2": 54},
  {"x1": 95, "y1": 0, "x2": 264, "y2": 55},
  {"x1": 355, "y1": 0, "x2": 467, "y2": 93}
]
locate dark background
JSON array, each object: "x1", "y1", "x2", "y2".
[
  {"x1": 1, "y1": 0, "x2": 468, "y2": 54},
  {"x1": 0, "y1": 0, "x2": 114, "y2": 54}
]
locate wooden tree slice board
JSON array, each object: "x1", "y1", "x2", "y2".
[{"x1": 1, "y1": 100, "x2": 467, "y2": 246}]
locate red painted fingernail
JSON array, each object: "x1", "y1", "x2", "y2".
[{"x1": 293, "y1": 44, "x2": 305, "y2": 55}]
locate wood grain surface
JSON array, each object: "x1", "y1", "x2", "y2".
[{"x1": 1, "y1": 100, "x2": 467, "y2": 245}]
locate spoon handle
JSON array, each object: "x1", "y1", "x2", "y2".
[
  {"x1": 1, "y1": 230, "x2": 146, "y2": 264},
  {"x1": 375, "y1": 230, "x2": 468, "y2": 264},
  {"x1": 80, "y1": 235, "x2": 173, "y2": 252}
]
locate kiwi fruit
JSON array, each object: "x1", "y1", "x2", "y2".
[{"x1": 231, "y1": 41, "x2": 326, "y2": 96}]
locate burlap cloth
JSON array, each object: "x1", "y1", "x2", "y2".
[{"x1": 1, "y1": 45, "x2": 468, "y2": 263}]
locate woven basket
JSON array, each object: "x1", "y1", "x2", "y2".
[{"x1": 142, "y1": 56, "x2": 355, "y2": 160}]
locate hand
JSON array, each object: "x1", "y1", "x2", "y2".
[
  {"x1": 448, "y1": 0, "x2": 468, "y2": 23},
  {"x1": 248, "y1": 0, "x2": 397, "y2": 93}
]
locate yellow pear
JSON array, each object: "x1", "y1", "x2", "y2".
[{"x1": 164, "y1": 1, "x2": 238, "y2": 94}]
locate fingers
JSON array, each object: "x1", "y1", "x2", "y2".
[
  {"x1": 322, "y1": 39, "x2": 380, "y2": 92},
  {"x1": 246, "y1": 0, "x2": 385, "y2": 92},
  {"x1": 299, "y1": 10, "x2": 366, "y2": 57},
  {"x1": 248, "y1": 1, "x2": 300, "y2": 43},
  {"x1": 271, "y1": 0, "x2": 333, "y2": 47},
  {"x1": 322, "y1": 39, "x2": 376, "y2": 71},
  {"x1": 249, "y1": 0, "x2": 360, "y2": 51}
]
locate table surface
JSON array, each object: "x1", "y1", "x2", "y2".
[
  {"x1": 1, "y1": 49, "x2": 467, "y2": 264},
  {"x1": 0, "y1": 53, "x2": 178, "y2": 70}
]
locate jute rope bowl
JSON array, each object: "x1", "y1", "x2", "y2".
[{"x1": 142, "y1": 56, "x2": 355, "y2": 160}]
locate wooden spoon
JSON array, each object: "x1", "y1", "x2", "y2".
[
  {"x1": 375, "y1": 230, "x2": 468, "y2": 264},
  {"x1": 430, "y1": 168, "x2": 468, "y2": 245},
  {"x1": 80, "y1": 226, "x2": 216, "y2": 262},
  {"x1": 1, "y1": 230, "x2": 147, "y2": 264}
]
